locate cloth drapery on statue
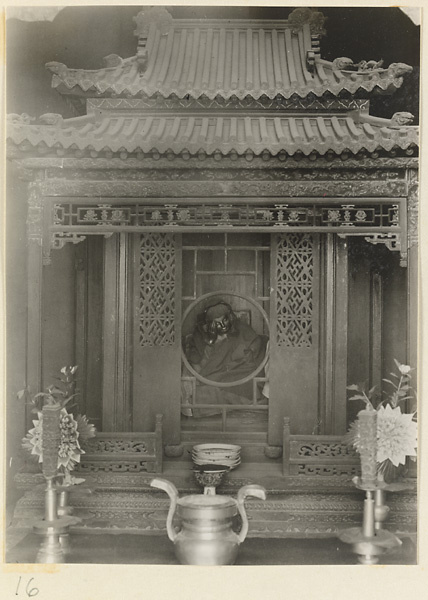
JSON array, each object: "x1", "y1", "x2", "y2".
[{"x1": 182, "y1": 302, "x2": 268, "y2": 417}]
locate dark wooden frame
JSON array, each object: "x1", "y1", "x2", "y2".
[{"x1": 20, "y1": 158, "x2": 418, "y2": 449}]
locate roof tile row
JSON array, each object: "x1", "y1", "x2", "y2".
[{"x1": 8, "y1": 113, "x2": 418, "y2": 157}]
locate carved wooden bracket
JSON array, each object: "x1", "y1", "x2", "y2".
[{"x1": 337, "y1": 231, "x2": 406, "y2": 267}]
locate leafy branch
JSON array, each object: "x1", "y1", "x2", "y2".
[
  {"x1": 347, "y1": 360, "x2": 416, "y2": 411},
  {"x1": 381, "y1": 359, "x2": 415, "y2": 408},
  {"x1": 17, "y1": 366, "x2": 79, "y2": 413},
  {"x1": 346, "y1": 383, "x2": 377, "y2": 410}
]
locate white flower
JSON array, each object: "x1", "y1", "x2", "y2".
[
  {"x1": 21, "y1": 407, "x2": 94, "y2": 474},
  {"x1": 376, "y1": 404, "x2": 417, "y2": 467},
  {"x1": 22, "y1": 414, "x2": 44, "y2": 463}
]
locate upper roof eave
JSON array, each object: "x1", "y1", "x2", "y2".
[
  {"x1": 46, "y1": 57, "x2": 412, "y2": 102},
  {"x1": 43, "y1": 6, "x2": 413, "y2": 102}
]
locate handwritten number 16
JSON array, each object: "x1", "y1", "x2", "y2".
[{"x1": 15, "y1": 576, "x2": 39, "y2": 597}]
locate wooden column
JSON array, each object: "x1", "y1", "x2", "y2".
[
  {"x1": 407, "y1": 168, "x2": 419, "y2": 409},
  {"x1": 75, "y1": 242, "x2": 88, "y2": 416},
  {"x1": 26, "y1": 176, "x2": 44, "y2": 427},
  {"x1": 75, "y1": 238, "x2": 104, "y2": 430},
  {"x1": 369, "y1": 269, "x2": 383, "y2": 393},
  {"x1": 319, "y1": 234, "x2": 348, "y2": 435},
  {"x1": 26, "y1": 242, "x2": 43, "y2": 427},
  {"x1": 333, "y1": 236, "x2": 349, "y2": 434},
  {"x1": 102, "y1": 233, "x2": 132, "y2": 431}
]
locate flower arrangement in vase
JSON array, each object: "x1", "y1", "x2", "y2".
[
  {"x1": 345, "y1": 359, "x2": 417, "y2": 483},
  {"x1": 18, "y1": 366, "x2": 96, "y2": 486}
]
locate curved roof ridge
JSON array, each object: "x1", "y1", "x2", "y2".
[{"x1": 132, "y1": 6, "x2": 327, "y2": 35}]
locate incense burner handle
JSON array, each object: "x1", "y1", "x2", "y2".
[
  {"x1": 150, "y1": 478, "x2": 179, "y2": 542},
  {"x1": 236, "y1": 484, "x2": 266, "y2": 544}
]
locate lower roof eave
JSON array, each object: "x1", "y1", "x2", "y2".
[
  {"x1": 7, "y1": 112, "x2": 418, "y2": 161},
  {"x1": 8, "y1": 149, "x2": 419, "y2": 173}
]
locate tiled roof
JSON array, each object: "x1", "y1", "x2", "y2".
[
  {"x1": 45, "y1": 8, "x2": 413, "y2": 101},
  {"x1": 47, "y1": 56, "x2": 413, "y2": 101},
  {"x1": 7, "y1": 111, "x2": 418, "y2": 158}
]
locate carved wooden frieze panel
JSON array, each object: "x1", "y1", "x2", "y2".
[
  {"x1": 295, "y1": 464, "x2": 360, "y2": 476},
  {"x1": 14, "y1": 155, "x2": 419, "y2": 173},
  {"x1": 27, "y1": 180, "x2": 44, "y2": 245},
  {"x1": 39, "y1": 178, "x2": 408, "y2": 198},
  {"x1": 88, "y1": 96, "x2": 370, "y2": 112},
  {"x1": 43, "y1": 167, "x2": 406, "y2": 182},
  {"x1": 276, "y1": 233, "x2": 314, "y2": 348},
  {"x1": 52, "y1": 200, "x2": 402, "y2": 230},
  {"x1": 45, "y1": 198, "x2": 407, "y2": 264},
  {"x1": 81, "y1": 438, "x2": 150, "y2": 454},
  {"x1": 77, "y1": 461, "x2": 152, "y2": 473},
  {"x1": 11, "y1": 485, "x2": 416, "y2": 536},
  {"x1": 138, "y1": 233, "x2": 176, "y2": 347},
  {"x1": 292, "y1": 441, "x2": 358, "y2": 459},
  {"x1": 407, "y1": 168, "x2": 418, "y2": 248}
]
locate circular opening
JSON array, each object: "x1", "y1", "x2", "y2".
[{"x1": 181, "y1": 291, "x2": 269, "y2": 388}]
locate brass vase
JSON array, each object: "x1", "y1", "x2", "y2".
[{"x1": 151, "y1": 477, "x2": 266, "y2": 565}]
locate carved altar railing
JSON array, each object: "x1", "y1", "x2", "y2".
[
  {"x1": 76, "y1": 414, "x2": 163, "y2": 474},
  {"x1": 282, "y1": 417, "x2": 359, "y2": 476}
]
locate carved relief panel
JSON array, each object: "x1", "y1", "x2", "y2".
[
  {"x1": 269, "y1": 232, "x2": 321, "y2": 442},
  {"x1": 138, "y1": 233, "x2": 177, "y2": 347},
  {"x1": 275, "y1": 233, "x2": 314, "y2": 348},
  {"x1": 132, "y1": 232, "x2": 182, "y2": 443}
]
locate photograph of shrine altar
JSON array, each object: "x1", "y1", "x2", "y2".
[{"x1": 5, "y1": 6, "x2": 419, "y2": 565}]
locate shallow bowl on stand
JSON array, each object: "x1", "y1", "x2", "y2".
[{"x1": 193, "y1": 464, "x2": 231, "y2": 494}]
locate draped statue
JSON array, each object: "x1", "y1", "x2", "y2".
[{"x1": 182, "y1": 301, "x2": 268, "y2": 417}]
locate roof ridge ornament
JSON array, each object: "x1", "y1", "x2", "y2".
[
  {"x1": 133, "y1": 7, "x2": 173, "y2": 73},
  {"x1": 332, "y1": 57, "x2": 354, "y2": 70},
  {"x1": 45, "y1": 61, "x2": 68, "y2": 76},
  {"x1": 332, "y1": 58, "x2": 413, "y2": 77},
  {"x1": 103, "y1": 54, "x2": 124, "y2": 68},
  {"x1": 287, "y1": 7, "x2": 327, "y2": 36},
  {"x1": 333, "y1": 57, "x2": 385, "y2": 71},
  {"x1": 388, "y1": 62, "x2": 413, "y2": 77},
  {"x1": 39, "y1": 113, "x2": 64, "y2": 126},
  {"x1": 391, "y1": 112, "x2": 414, "y2": 126},
  {"x1": 356, "y1": 59, "x2": 384, "y2": 71},
  {"x1": 7, "y1": 113, "x2": 35, "y2": 125},
  {"x1": 133, "y1": 6, "x2": 173, "y2": 36}
]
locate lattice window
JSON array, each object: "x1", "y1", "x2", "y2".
[
  {"x1": 276, "y1": 233, "x2": 314, "y2": 347},
  {"x1": 180, "y1": 233, "x2": 269, "y2": 433},
  {"x1": 139, "y1": 233, "x2": 176, "y2": 346}
]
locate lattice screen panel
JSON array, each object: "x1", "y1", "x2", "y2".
[
  {"x1": 139, "y1": 233, "x2": 176, "y2": 346},
  {"x1": 276, "y1": 233, "x2": 314, "y2": 347}
]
